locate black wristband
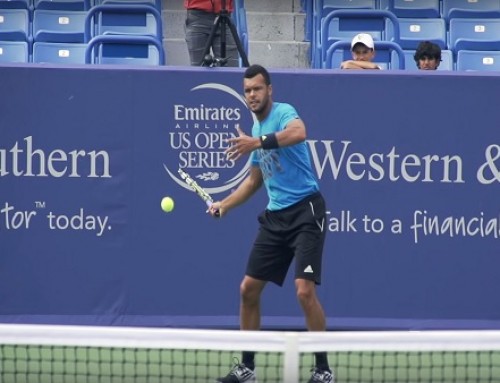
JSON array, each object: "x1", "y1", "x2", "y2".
[{"x1": 260, "y1": 133, "x2": 279, "y2": 150}]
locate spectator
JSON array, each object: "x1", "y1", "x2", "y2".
[
  {"x1": 414, "y1": 41, "x2": 441, "y2": 70},
  {"x1": 341, "y1": 33, "x2": 381, "y2": 70},
  {"x1": 184, "y1": 0, "x2": 239, "y2": 67}
]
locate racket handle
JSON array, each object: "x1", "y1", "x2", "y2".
[{"x1": 206, "y1": 200, "x2": 220, "y2": 217}]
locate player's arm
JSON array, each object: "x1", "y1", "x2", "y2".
[
  {"x1": 209, "y1": 166, "x2": 263, "y2": 217},
  {"x1": 226, "y1": 120, "x2": 306, "y2": 161}
]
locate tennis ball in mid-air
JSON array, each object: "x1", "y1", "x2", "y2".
[{"x1": 161, "y1": 197, "x2": 174, "y2": 213}]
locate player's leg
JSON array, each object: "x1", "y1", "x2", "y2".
[
  {"x1": 239, "y1": 275, "x2": 266, "y2": 373},
  {"x1": 215, "y1": 278, "x2": 261, "y2": 382},
  {"x1": 216, "y1": 211, "x2": 292, "y2": 383},
  {"x1": 291, "y1": 193, "x2": 334, "y2": 383},
  {"x1": 295, "y1": 278, "x2": 326, "y2": 331},
  {"x1": 240, "y1": 275, "x2": 266, "y2": 331}
]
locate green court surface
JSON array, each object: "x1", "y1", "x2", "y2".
[{"x1": 2, "y1": 345, "x2": 500, "y2": 383}]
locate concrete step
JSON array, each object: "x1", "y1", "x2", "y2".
[
  {"x1": 164, "y1": 39, "x2": 310, "y2": 68},
  {"x1": 161, "y1": 0, "x2": 310, "y2": 68},
  {"x1": 163, "y1": 10, "x2": 305, "y2": 42}
]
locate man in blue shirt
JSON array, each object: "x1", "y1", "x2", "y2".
[{"x1": 209, "y1": 64, "x2": 333, "y2": 383}]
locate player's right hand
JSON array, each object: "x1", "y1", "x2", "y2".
[{"x1": 208, "y1": 201, "x2": 223, "y2": 218}]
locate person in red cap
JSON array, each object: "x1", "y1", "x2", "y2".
[
  {"x1": 184, "y1": 0, "x2": 239, "y2": 67},
  {"x1": 340, "y1": 33, "x2": 381, "y2": 70}
]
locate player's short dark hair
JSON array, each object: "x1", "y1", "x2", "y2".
[
  {"x1": 414, "y1": 41, "x2": 442, "y2": 64},
  {"x1": 244, "y1": 64, "x2": 271, "y2": 85}
]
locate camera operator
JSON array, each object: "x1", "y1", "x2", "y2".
[{"x1": 184, "y1": 0, "x2": 239, "y2": 67}]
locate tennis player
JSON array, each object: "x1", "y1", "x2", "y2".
[{"x1": 208, "y1": 64, "x2": 334, "y2": 383}]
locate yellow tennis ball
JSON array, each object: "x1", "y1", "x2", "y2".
[{"x1": 161, "y1": 196, "x2": 174, "y2": 213}]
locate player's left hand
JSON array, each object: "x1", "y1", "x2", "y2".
[{"x1": 225, "y1": 125, "x2": 260, "y2": 161}]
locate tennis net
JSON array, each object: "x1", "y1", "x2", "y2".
[{"x1": 1, "y1": 324, "x2": 500, "y2": 383}]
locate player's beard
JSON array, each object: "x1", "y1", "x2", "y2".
[{"x1": 250, "y1": 95, "x2": 270, "y2": 116}]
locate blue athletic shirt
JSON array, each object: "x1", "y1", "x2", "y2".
[{"x1": 250, "y1": 102, "x2": 319, "y2": 211}]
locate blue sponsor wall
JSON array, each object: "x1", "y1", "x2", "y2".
[{"x1": 0, "y1": 64, "x2": 499, "y2": 330}]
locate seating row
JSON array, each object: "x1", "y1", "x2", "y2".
[
  {"x1": 0, "y1": 0, "x2": 161, "y2": 12},
  {"x1": 328, "y1": 17, "x2": 500, "y2": 54},
  {"x1": 312, "y1": 0, "x2": 500, "y2": 25},
  {"x1": 0, "y1": 4, "x2": 165, "y2": 65},
  {"x1": 310, "y1": 7, "x2": 500, "y2": 70},
  {"x1": 0, "y1": 38, "x2": 163, "y2": 65},
  {"x1": 0, "y1": 0, "x2": 249, "y2": 66}
]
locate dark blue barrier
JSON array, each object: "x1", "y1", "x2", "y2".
[{"x1": 0, "y1": 64, "x2": 499, "y2": 330}]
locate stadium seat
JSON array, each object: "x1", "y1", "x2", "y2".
[
  {"x1": 439, "y1": 50, "x2": 454, "y2": 71},
  {"x1": 320, "y1": 0, "x2": 376, "y2": 18},
  {"x1": 84, "y1": 4, "x2": 162, "y2": 42},
  {"x1": 85, "y1": 34, "x2": 165, "y2": 65},
  {"x1": 0, "y1": 40, "x2": 28, "y2": 62},
  {"x1": 33, "y1": 41, "x2": 86, "y2": 63},
  {"x1": 303, "y1": 0, "x2": 312, "y2": 42},
  {"x1": 0, "y1": 0, "x2": 32, "y2": 11},
  {"x1": 34, "y1": 0, "x2": 90, "y2": 11},
  {"x1": 317, "y1": 9, "x2": 400, "y2": 68},
  {"x1": 33, "y1": 10, "x2": 87, "y2": 42},
  {"x1": 395, "y1": 49, "x2": 454, "y2": 70},
  {"x1": 381, "y1": 0, "x2": 440, "y2": 18},
  {"x1": 94, "y1": 0, "x2": 162, "y2": 12},
  {"x1": 387, "y1": 18, "x2": 446, "y2": 50},
  {"x1": 456, "y1": 50, "x2": 500, "y2": 71},
  {"x1": 449, "y1": 18, "x2": 500, "y2": 53},
  {"x1": 311, "y1": 0, "x2": 377, "y2": 67},
  {"x1": 0, "y1": 9, "x2": 30, "y2": 42},
  {"x1": 233, "y1": 0, "x2": 248, "y2": 56},
  {"x1": 325, "y1": 40, "x2": 404, "y2": 69},
  {"x1": 442, "y1": 0, "x2": 500, "y2": 22}
]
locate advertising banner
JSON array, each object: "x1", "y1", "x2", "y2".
[{"x1": 1, "y1": 65, "x2": 499, "y2": 329}]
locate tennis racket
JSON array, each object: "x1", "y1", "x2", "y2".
[{"x1": 178, "y1": 168, "x2": 220, "y2": 217}]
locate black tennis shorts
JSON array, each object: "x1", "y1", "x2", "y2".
[{"x1": 246, "y1": 192, "x2": 327, "y2": 286}]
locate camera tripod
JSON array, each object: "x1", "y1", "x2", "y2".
[{"x1": 200, "y1": 0, "x2": 250, "y2": 67}]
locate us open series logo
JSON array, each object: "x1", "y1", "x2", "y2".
[{"x1": 163, "y1": 83, "x2": 256, "y2": 195}]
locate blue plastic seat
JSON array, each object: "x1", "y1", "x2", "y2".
[
  {"x1": 85, "y1": 34, "x2": 165, "y2": 65},
  {"x1": 94, "y1": 0, "x2": 161, "y2": 11},
  {"x1": 0, "y1": 0, "x2": 32, "y2": 11},
  {"x1": 34, "y1": 0, "x2": 90, "y2": 11},
  {"x1": 395, "y1": 49, "x2": 454, "y2": 70},
  {"x1": 33, "y1": 9, "x2": 87, "y2": 42},
  {"x1": 233, "y1": 0, "x2": 248, "y2": 57},
  {"x1": 442, "y1": 0, "x2": 500, "y2": 22},
  {"x1": 0, "y1": 40, "x2": 28, "y2": 62},
  {"x1": 325, "y1": 40, "x2": 405, "y2": 69},
  {"x1": 456, "y1": 50, "x2": 500, "y2": 71},
  {"x1": 84, "y1": 4, "x2": 162, "y2": 42},
  {"x1": 387, "y1": 18, "x2": 446, "y2": 50},
  {"x1": 33, "y1": 41, "x2": 86, "y2": 63},
  {"x1": 0, "y1": 9, "x2": 30, "y2": 41},
  {"x1": 303, "y1": 0, "x2": 313, "y2": 42},
  {"x1": 317, "y1": 9, "x2": 400, "y2": 68},
  {"x1": 449, "y1": 18, "x2": 500, "y2": 53},
  {"x1": 311, "y1": 0, "x2": 377, "y2": 67},
  {"x1": 381, "y1": 0, "x2": 440, "y2": 18},
  {"x1": 320, "y1": 0, "x2": 376, "y2": 18}
]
